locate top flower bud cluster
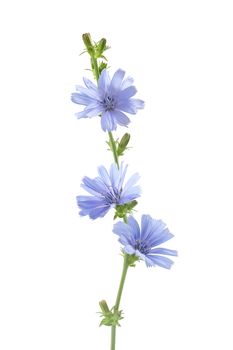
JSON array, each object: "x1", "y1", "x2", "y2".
[{"x1": 72, "y1": 33, "x2": 144, "y2": 132}]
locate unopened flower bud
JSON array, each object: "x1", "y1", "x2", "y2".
[
  {"x1": 96, "y1": 38, "x2": 107, "y2": 56},
  {"x1": 99, "y1": 300, "x2": 110, "y2": 315},
  {"x1": 82, "y1": 33, "x2": 94, "y2": 55},
  {"x1": 117, "y1": 133, "x2": 130, "y2": 156}
]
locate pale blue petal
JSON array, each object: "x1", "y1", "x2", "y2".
[
  {"x1": 123, "y1": 245, "x2": 136, "y2": 254},
  {"x1": 141, "y1": 215, "x2": 157, "y2": 242},
  {"x1": 98, "y1": 69, "x2": 111, "y2": 93},
  {"x1": 118, "y1": 86, "x2": 137, "y2": 99},
  {"x1": 113, "y1": 222, "x2": 133, "y2": 246},
  {"x1": 150, "y1": 248, "x2": 178, "y2": 256},
  {"x1": 135, "y1": 250, "x2": 146, "y2": 260},
  {"x1": 101, "y1": 111, "x2": 117, "y2": 131},
  {"x1": 130, "y1": 98, "x2": 145, "y2": 109},
  {"x1": 110, "y1": 163, "x2": 119, "y2": 188},
  {"x1": 146, "y1": 255, "x2": 174, "y2": 269},
  {"x1": 89, "y1": 206, "x2": 110, "y2": 219},
  {"x1": 117, "y1": 163, "x2": 128, "y2": 189},
  {"x1": 75, "y1": 112, "x2": 89, "y2": 119},
  {"x1": 127, "y1": 216, "x2": 140, "y2": 240},
  {"x1": 120, "y1": 186, "x2": 141, "y2": 203},
  {"x1": 83, "y1": 104, "x2": 104, "y2": 117},
  {"x1": 122, "y1": 173, "x2": 140, "y2": 194},
  {"x1": 112, "y1": 110, "x2": 130, "y2": 127},
  {"x1": 113, "y1": 221, "x2": 129, "y2": 237},
  {"x1": 110, "y1": 69, "x2": 125, "y2": 92},
  {"x1": 71, "y1": 92, "x2": 92, "y2": 105},
  {"x1": 83, "y1": 77, "x2": 98, "y2": 91},
  {"x1": 75, "y1": 85, "x2": 100, "y2": 100},
  {"x1": 82, "y1": 176, "x2": 106, "y2": 195},
  {"x1": 121, "y1": 76, "x2": 134, "y2": 89},
  {"x1": 97, "y1": 165, "x2": 111, "y2": 186},
  {"x1": 76, "y1": 196, "x2": 104, "y2": 209},
  {"x1": 76, "y1": 103, "x2": 103, "y2": 118},
  {"x1": 148, "y1": 228, "x2": 174, "y2": 247},
  {"x1": 117, "y1": 102, "x2": 137, "y2": 114}
]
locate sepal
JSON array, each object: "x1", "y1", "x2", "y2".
[
  {"x1": 127, "y1": 253, "x2": 140, "y2": 267},
  {"x1": 114, "y1": 200, "x2": 138, "y2": 220}
]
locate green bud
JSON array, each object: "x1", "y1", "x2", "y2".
[
  {"x1": 117, "y1": 133, "x2": 131, "y2": 156},
  {"x1": 82, "y1": 33, "x2": 94, "y2": 55},
  {"x1": 99, "y1": 300, "x2": 110, "y2": 314},
  {"x1": 96, "y1": 38, "x2": 107, "y2": 55},
  {"x1": 99, "y1": 61, "x2": 108, "y2": 74}
]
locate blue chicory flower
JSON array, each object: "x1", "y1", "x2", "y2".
[
  {"x1": 71, "y1": 69, "x2": 144, "y2": 132},
  {"x1": 77, "y1": 163, "x2": 141, "y2": 219},
  {"x1": 113, "y1": 215, "x2": 177, "y2": 268}
]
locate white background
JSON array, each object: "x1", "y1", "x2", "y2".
[{"x1": 0, "y1": 1, "x2": 233, "y2": 349}]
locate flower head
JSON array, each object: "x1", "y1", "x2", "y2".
[
  {"x1": 77, "y1": 163, "x2": 141, "y2": 219},
  {"x1": 71, "y1": 69, "x2": 144, "y2": 132},
  {"x1": 113, "y1": 215, "x2": 177, "y2": 268}
]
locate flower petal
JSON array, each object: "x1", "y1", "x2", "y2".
[
  {"x1": 150, "y1": 248, "x2": 178, "y2": 256},
  {"x1": 113, "y1": 221, "x2": 133, "y2": 246},
  {"x1": 127, "y1": 216, "x2": 140, "y2": 241},
  {"x1": 130, "y1": 98, "x2": 145, "y2": 109},
  {"x1": 82, "y1": 176, "x2": 106, "y2": 195},
  {"x1": 101, "y1": 111, "x2": 117, "y2": 131},
  {"x1": 120, "y1": 186, "x2": 141, "y2": 204},
  {"x1": 110, "y1": 69, "x2": 125, "y2": 92},
  {"x1": 118, "y1": 86, "x2": 137, "y2": 99},
  {"x1": 121, "y1": 76, "x2": 134, "y2": 89},
  {"x1": 97, "y1": 165, "x2": 111, "y2": 186},
  {"x1": 109, "y1": 163, "x2": 119, "y2": 188},
  {"x1": 75, "y1": 85, "x2": 100, "y2": 100},
  {"x1": 83, "y1": 77, "x2": 98, "y2": 91},
  {"x1": 123, "y1": 245, "x2": 136, "y2": 254},
  {"x1": 112, "y1": 110, "x2": 130, "y2": 127},
  {"x1": 122, "y1": 173, "x2": 140, "y2": 193},
  {"x1": 71, "y1": 92, "x2": 92, "y2": 105},
  {"x1": 89, "y1": 206, "x2": 110, "y2": 219},
  {"x1": 148, "y1": 228, "x2": 174, "y2": 247},
  {"x1": 146, "y1": 255, "x2": 175, "y2": 269},
  {"x1": 98, "y1": 69, "x2": 111, "y2": 93}
]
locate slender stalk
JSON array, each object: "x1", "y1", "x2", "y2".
[
  {"x1": 111, "y1": 254, "x2": 129, "y2": 350},
  {"x1": 91, "y1": 56, "x2": 100, "y2": 80},
  {"x1": 111, "y1": 326, "x2": 116, "y2": 350},
  {"x1": 108, "y1": 131, "x2": 119, "y2": 168}
]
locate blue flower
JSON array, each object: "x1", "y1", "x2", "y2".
[
  {"x1": 71, "y1": 69, "x2": 144, "y2": 132},
  {"x1": 113, "y1": 215, "x2": 177, "y2": 268},
  {"x1": 77, "y1": 163, "x2": 141, "y2": 219}
]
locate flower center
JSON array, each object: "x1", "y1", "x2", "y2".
[
  {"x1": 104, "y1": 186, "x2": 121, "y2": 205},
  {"x1": 103, "y1": 95, "x2": 116, "y2": 111},
  {"x1": 134, "y1": 240, "x2": 151, "y2": 254}
]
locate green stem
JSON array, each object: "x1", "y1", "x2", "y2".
[
  {"x1": 111, "y1": 254, "x2": 129, "y2": 350},
  {"x1": 108, "y1": 131, "x2": 119, "y2": 168},
  {"x1": 111, "y1": 326, "x2": 116, "y2": 350},
  {"x1": 91, "y1": 56, "x2": 99, "y2": 80}
]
